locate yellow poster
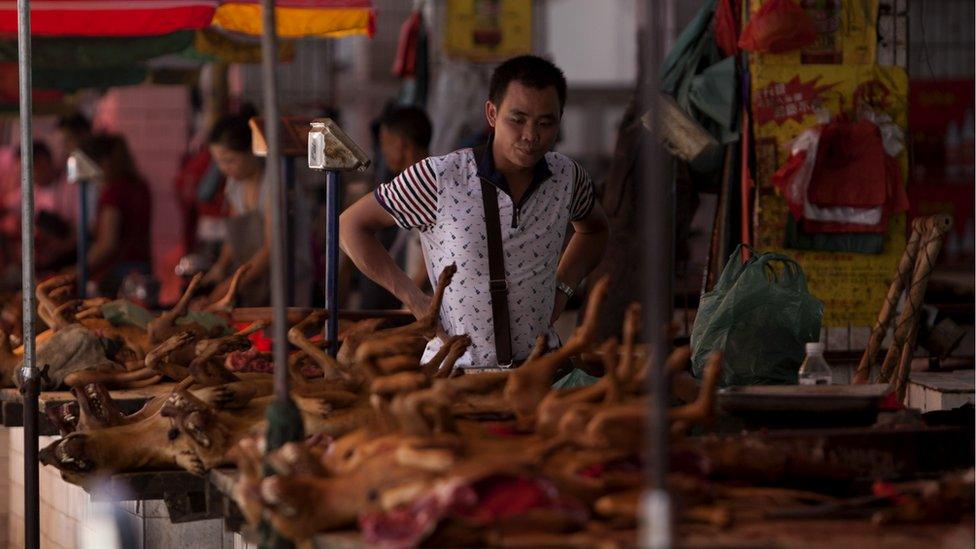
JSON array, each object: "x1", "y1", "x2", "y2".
[
  {"x1": 444, "y1": 0, "x2": 532, "y2": 61},
  {"x1": 748, "y1": 0, "x2": 878, "y2": 65},
  {"x1": 750, "y1": 63, "x2": 909, "y2": 326}
]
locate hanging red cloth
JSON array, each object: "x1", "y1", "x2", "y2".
[
  {"x1": 807, "y1": 119, "x2": 888, "y2": 208},
  {"x1": 392, "y1": 9, "x2": 423, "y2": 78},
  {"x1": 802, "y1": 155, "x2": 909, "y2": 233},
  {"x1": 0, "y1": 0, "x2": 217, "y2": 37},
  {"x1": 772, "y1": 116, "x2": 911, "y2": 234}
]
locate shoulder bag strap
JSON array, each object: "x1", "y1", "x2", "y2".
[{"x1": 480, "y1": 180, "x2": 514, "y2": 366}]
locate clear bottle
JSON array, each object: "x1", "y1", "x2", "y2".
[
  {"x1": 798, "y1": 342, "x2": 832, "y2": 386},
  {"x1": 945, "y1": 120, "x2": 962, "y2": 182},
  {"x1": 961, "y1": 109, "x2": 974, "y2": 181}
]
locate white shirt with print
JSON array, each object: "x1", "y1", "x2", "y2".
[{"x1": 375, "y1": 147, "x2": 595, "y2": 369}]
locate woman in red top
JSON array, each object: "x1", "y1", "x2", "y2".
[{"x1": 78, "y1": 134, "x2": 153, "y2": 296}]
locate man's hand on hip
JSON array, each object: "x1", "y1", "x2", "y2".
[{"x1": 550, "y1": 289, "x2": 569, "y2": 326}]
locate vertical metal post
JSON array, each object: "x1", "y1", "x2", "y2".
[
  {"x1": 324, "y1": 170, "x2": 340, "y2": 357},
  {"x1": 639, "y1": 0, "x2": 673, "y2": 547},
  {"x1": 16, "y1": 0, "x2": 40, "y2": 548},
  {"x1": 259, "y1": 0, "x2": 288, "y2": 402},
  {"x1": 283, "y1": 157, "x2": 295, "y2": 305},
  {"x1": 259, "y1": 3, "x2": 302, "y2": 546},
  {"x1": 77, "y1": 179, "x2": 89, "y2": 298}
]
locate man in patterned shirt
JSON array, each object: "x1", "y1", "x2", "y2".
[{"x1": 340, "y1": 55, "x2": 610, "y2": 370}]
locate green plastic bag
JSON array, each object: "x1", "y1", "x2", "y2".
[
  {"x1": 552, "y1": 368, "x2": 600, "y2": 390},
  {"x1": 100, "y1": 300, "x2": 156, "y2": 329},
  {"x1": 176, "y1": 311, "x2": 232, "y2": 335},
  {"x1": 691, "y1": 245, "x2": 823, "y2": 386}
]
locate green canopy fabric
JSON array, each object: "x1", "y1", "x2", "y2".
[
  {"x1": 32, "y1": 66, "x2": 148, "y2": 92},
  {"x1": 0, "y1": 31, "x2": 194, "y2": 69}
]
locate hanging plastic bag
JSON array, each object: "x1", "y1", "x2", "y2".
[
  {"x1": 738, "y1": 0, "x2": 817, "y2": 54},
  {"x1": 100, "y1": 299, "x2": 156, "y2": 329},
  {"x1": 552, "y1": 368, "x2": 600, "y2": 390},
  {"x1": 691, "y1": 245, "x2": 823, "y2": 386},
  {"x1": 176, "y1": 311, "x2": 232, "y2": 335},
  {"x1": 714, "y1": 0, "x2": 741, "y2": 57}
]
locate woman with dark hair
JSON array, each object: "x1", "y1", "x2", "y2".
[
  {"x1": 199, "y1": 106, "x2": 273, "y2": 306},
  {"x1": 200, "y1": 105, "x2": 313, "y2": 307},
  {"x1": 77, "y1": 134, "x2": 153, "y2": 296}
]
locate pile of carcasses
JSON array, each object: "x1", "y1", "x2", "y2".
[{"x1": 35, "y1": 266, "x2": 974, "y2": 546}]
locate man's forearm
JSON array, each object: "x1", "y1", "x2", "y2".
[
  {"x1": 556, "y1": 227, "x2": 609, "y2": 290},
  {"x1": 340, "y1": 226, "x2": 427, "y2": 316}
]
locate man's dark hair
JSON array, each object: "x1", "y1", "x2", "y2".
[
  {"x1": 489, "y1": 55, "x2": 567, "y2": 111},
  {"x1": 56, "y1": 112, "x2": 92, "y2": 135},
  {"x1": 379, "y1": 106, "x2": 432, "y2": 150},
  {"x1": 15, "y1": 140, "x2": 52, "y2": 161},
  {"x1": 37, "y1": 211, "x2": 72, "y2": 239},
  {"x1": 208, "y1": 103, "x2": 259, "y2": 154}
]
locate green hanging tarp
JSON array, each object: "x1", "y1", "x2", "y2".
[
  {"x1": 689, "y1": 55, "x2": 738, "y2": 145},
  {"x1": 0, "y1": 31, "x2": 194, "y2": 69},
  {"x1": 179, "y1": 27, "x2": 295, "y2": 64},
  {"x1": 660, "y1": 0, "x2": 740, "y2": 169}
]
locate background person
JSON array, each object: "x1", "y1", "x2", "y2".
[
  {"x1": 356, "y1": 105, "x2": 433, "y2": 310},
  {"x1": 75, "y1": 134, "x2": 153, "y2": 297}
]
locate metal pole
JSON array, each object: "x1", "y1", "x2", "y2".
[
  {"x1": 77, "y1": 179, "x2": 89, "y2": 298},
  {"x1": 639, "y1": 0, "x2": 672, "y2": 547},
  {"x1": 16, "y1": 0, "x2": 40, "y2": 547},
  {"x1": 259, "y1": 0, "x2": 287, "y2": 402},
  {"x1": 283, "y1": 157, "x2": 295, "y2": 305},
  {"x1": 325, "y1": 170, "x2": 340, "y2": 357}
]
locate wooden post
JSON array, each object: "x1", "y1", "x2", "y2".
[
  {"x1": 853, "y1": 217, "x2": 925, "y2": 383},
  {"x1": 878, "y1": 215, "x2": 953, "y2": 384}
]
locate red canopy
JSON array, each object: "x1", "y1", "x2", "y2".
[{"x1": 0, "y1": 0, "x2": 218, "y2": 37}]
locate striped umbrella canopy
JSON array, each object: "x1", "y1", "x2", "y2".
[
  {"x1": 0, "y1": 0, "x2": 373, "y2": 38},
  {"x1": 0, "y1": 0, "x2": 218, "y2": 36},
  {"x1": 0, "y1": 0, "x2": 369, "y2": 95},
  {"x1": 212, "y1": 0, "x2": 373, "y2": 38}
]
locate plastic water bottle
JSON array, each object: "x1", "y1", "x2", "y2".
[
  {"x1": 798, "y1": 342, "x2": 832, "y2": 386},
  {"x1": 961, "y1": 109, "x2": 974, "y2": 181},
  {"x1": 945, "y1": 120, "x2": 962, "y2": 182}
]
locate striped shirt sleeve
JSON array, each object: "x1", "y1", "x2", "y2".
[
  {"x1": 569, "y1": 159, "x2": 596, "y2": 221},
  {"x1": 373, "y1": 158, "x2": 438, "y2": 230}
]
